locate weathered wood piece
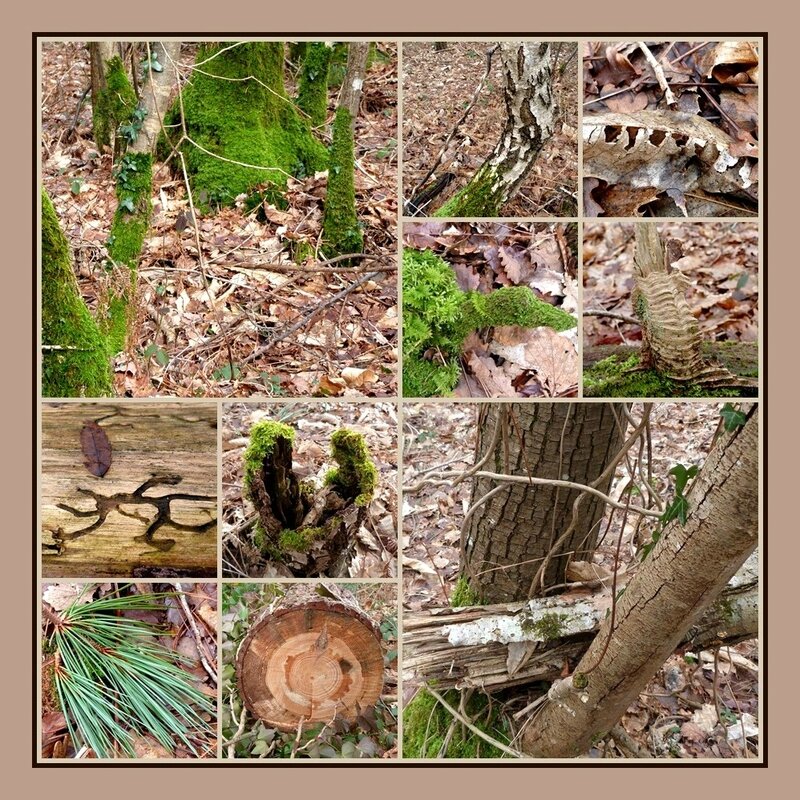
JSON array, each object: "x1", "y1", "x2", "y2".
[
  {"x1": 403, "y1": 553, "x2": 757, "y2": 692},
  {"x1": 236, "y1": 584, "x2": 384, "y2": 730},
  {"x1": 41, "y1": 403, "x2": 218, "y2": 577}
]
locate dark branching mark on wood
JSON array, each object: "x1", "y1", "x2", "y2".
[
  {"x1": 80, "y1": 420, "x2": 112, "y2": 477},
  {"x1": 54, "y1": 473, "x2": 216, "y2": 552}
]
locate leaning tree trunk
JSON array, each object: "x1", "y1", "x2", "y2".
[
  {"x1": 236, "y1": 583, "x2": 384, "y2": 730},
  {"x1": 462, "y1": 403, "x2": 627, "y2": 602},
  {"x1": 322, "y1": 41, "x2": 368, "y2": 258},
  {"x1": 632, "y1": 223, "x2": 752, "y2": 389},
  {"x1": 521, "y1": 405, "x2": 758, "y2": 758},
  {"x1": 435, "y1": 42, "x2": 555, "y2": 217}
]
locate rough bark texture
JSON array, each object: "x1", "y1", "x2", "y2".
[
  {"x1": 521, "y1": 406, "x2": 759, "y2": 757},
  {"x1": 463, "y1": 403, "x2": 627, "y2": 602},
  {"x1": 632, "y1": 224, "x2": 753, "y2": 389},
  {"x1": 403, "y1": 553, "x2": 758, "y2": 692},
  {"x1": 41, "y1": 403, "x2": 218, "y2": 577},
  {"x1": 236, "y1": 583, "x2": 384, "y2": 731},
  {"x1": 131, "y1": 41, "x2": 181, "y2": 154},
  {"x1": 89, "y1": 41, "x2": 117, "y2": 150},
  {"x1": 436, "y1": 42, "x2": 554, "y2": 216}
]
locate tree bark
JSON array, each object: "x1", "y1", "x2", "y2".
[
  {"x1": 236, "y1": 583, "x2": 384, "y2": 730},
  {"x1": 436, "y1": 42, "x2": 555, "y2": 216},
  {"x1": 403, "y1": 553, "x2": 758, "y2": 692},
  {"x1": 41, "y1": 403, "x2": 217, "y2": 577},
  {"x1": 131, "y1": 41, "x2": 181, "y2": 154},
  {"x1": 520, "y1": 406, "x2": 759, "y2": 757},
  {"x1": 462, "y1": 403, "x2": 628, "y2": 602}
]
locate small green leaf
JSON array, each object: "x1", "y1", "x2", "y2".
[
  {"x1": 721, "y1": 403, "x2": 747, "y2": 432},
  {"x1": 70, "y1": 178, "x2": 83, "y2": 195},
  {"x1": 736, "y1": 273, "x2": 749, "y2": 290},
  {"x1": 213, "y1": 364, "x2": 241, "y2": 381}
]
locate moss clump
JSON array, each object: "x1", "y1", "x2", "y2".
[
  {"x1": 296, "y1": 42, "x2": 332, "y2": 127},
  {"x1": 41, "y1": 190, "x2": 113, "y2": 397},
  {"x1": 434, "y1": 164, "x2": 505, "y2": 217},
  {"x1": 242, "y1": 420, "x2": 296, "y2": 496},
  {"x1": 519, "y1": 611, "x2": 570, "y2": 640},
  {"x1": 325, "y1": 429, "x2": 377, "y2": 507},
  {"x1": 450, "y1": 575, "x2": 482, "y2": 608},
  {"x1": 278, "y1": 527, "x2": 325, "y2": 552},
  {"x1": 403, "y1": 688, "x2": 511, "y2": 759},
  {"x1": 93, "y1": 55, "x2": 137, "y2": 154},
  {"x1": 403, "y1": 248, "x2": 576, "y2": 397},
  {"x1": 322, "y1": 106, "x2": 363, "y2": 258},
  {"x1": 165, "y1": 42, "x2": 327, "y2": 207},
  {"x1": 105, "y1": 152, "x2": 153, "y2": 352}
]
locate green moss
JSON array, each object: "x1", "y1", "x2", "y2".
[
  {"x1": 403, "y1": 688, "x2": 511, "y2": 759},
  {"x1": 297, "y1": 42, "x2": 332, "y2": 127},
  {"x1": 290, "y1": 239, "x2": 315, "y2": 265},
  {"x1": 166, "y1": 42, "x2": 327, "y2": 208},
  {"x1": 41, "y1": 190, "x2": 113, "y2": 397},
  {"x1": 322, "y1": 106, "x2": 363, "y2": 258},
  {"x1": 93, "y1": 55, "x2": 137, "y2": 154},
  {"x1": 434, "y1": 164, "x2": 504, "y2": 217},
  {"x1": 403, "y1": 248, "x2": 577, "y2": 397},
  {"x1": 243, "y1": 420, "x2": 296, "y2": 496},
  {"x1": 278, "y1": 526, "x2": 325, "y2": 551},
  {"x1": 450, "y1": 576, "x2": 482, "y2": 608},
  {"x1": 326, "y1": 428, "x2": 377, "y2": 507},
  {"x1": 327, "y1": 43, "x2": 349, "y2": 88},
  {"x1": 519, "y1": 611, "x2": 570, "y2": 640},
  {"x1": 583, "y1": 353, "x2": 752, "y2": 398},
  {"x1": 573, "y1": 672, "x2": 589, "y2": 690}
]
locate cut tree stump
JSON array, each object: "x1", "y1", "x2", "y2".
[
  {"x1": 41, "y1": 403, "x2": 218, "y2": 577},
  {"x1": 236, "y1": 584, "x2": 384, "y2": 730}
]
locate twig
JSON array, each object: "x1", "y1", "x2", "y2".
[
  {"x1": 638, "y1": 42, "x2": 676, "y2": 106},
  {"x1": 224, "y1": 696, "x2": 248, "y2": 758},
  {"x1": 223, "y1": 254, "x2": 396, "y2": 273},
  {"x1": 426, "y1": 686, "x2": 524, "y2": 759},
  {"x1": 174, "y1": 583, "x2": 217, "y2": 685},
  {"x1": 583, "y1": 309, "x2": 640, "y2": 326}
]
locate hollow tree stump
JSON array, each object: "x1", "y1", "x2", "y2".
[{"x1": 236, "y1": 584, "x2": 384, "y2": 730}]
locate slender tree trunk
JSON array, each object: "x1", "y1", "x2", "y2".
[
  {"x1": 462, "y1": 403, "x2": 627, "y2": 603},
  {"x1": 521, "y1": 406, "x2": 758, "y2": 757},
  {"x1": 131, "y1": 41, "x2": 181, "y2": 154},
  {"x1": 89, "y1": 41, "x2": 116, "y2": 150},
  {"x1": 436, "y1": 42, "x2": 555, "y2": 216}
]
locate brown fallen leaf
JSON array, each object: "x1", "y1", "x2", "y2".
[
  {"x1": 80, "y1": 420, "x2": 112, "y2": 477},
  {"x1": 341, "y1": 367, "x2": 378, "y2": 388},
  {"x1": 463, "y1": 351, "x2": 518, "y2": 397}
]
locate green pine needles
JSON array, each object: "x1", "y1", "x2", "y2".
[{"x1": 49, "y1": 591, "x2": 215, "y2": 759}]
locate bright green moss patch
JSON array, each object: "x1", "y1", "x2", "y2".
[
  {"x1": 242, "y1": 421, "x2": 296, "y2": 495},
  {"x1": 278, "y1": 527, "x2": 325, "y2": 551},
  {"x1": 93, "y1": 55, "x2": 137, "y2": 153},
  {"x1": 41, "y1": 190, "x2": 113, "y2": 397},
  {"x1": 403, "y1": 247, "x2": 576, "y2": 397},
  {"x1": 519, "y1": 611, "x2": 570, "y2": 640},
  {"x1": 403, "y1": 688, "x2": 511, "y2": 759},
  {"x1": 297, "y1": 42, "x2": 332, "y2": 127},
  {"x1": 326, "y1": 429, "x2": 377, "y2": 507},
  {"x1": 450, "y1": 575, "x2": 482, "y2": 608},
  {"x1": 322, "y1": 106, "x2": 363, "y2": 258},
  {"x1": 434, "y1": 164, "x2": 504, "y2": 217},
  {"x1": 166, "y1": 42, "x2": 327, "y2": 207}
]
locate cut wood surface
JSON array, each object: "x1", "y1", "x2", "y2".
[
  {"x1": 41, "y1": 403, "x2": 218, "y2": 577},
  {"x1": 403, "y1": 553, "x2": 757, "y2": 692},
  {"x1": 236, "y1": 584, "x2": 384, "y2": 731}
]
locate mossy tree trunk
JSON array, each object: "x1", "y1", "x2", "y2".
[
  {"x1": 168, "y1": 42, "x2": 326, "y2": 207},
  {"x1": 297, "y1": 42, "x2": 332, "y2": 127},
  {"x1": 322, "y1": 42, "x2": 368, "y2": 258},
  {"x1": 236, "y1": 583, "x2": 384, "y2": 730},
  {"x1": 462, "y1": 403, "x2": 627, "y2": 603},
  {"x1": 521, "y1": 406, "x2": 758, "y2": 757},
  {"x1": 41, "y1": 190, "x2": 113, "y2": 397},
  {"x1": 435, "y1": 42, "x2": 555, "y2": 217}
]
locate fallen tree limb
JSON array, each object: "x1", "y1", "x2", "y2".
[{"x1": 403, "y1": 552, "x2": 757, "y2": 692}]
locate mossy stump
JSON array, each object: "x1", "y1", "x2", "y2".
[
  {"x1": 236, "y1": 583, "x2": 384, "y2": 731},
  {"x1": 243, "y1": 421, "x2": 377, "y2": 577}
]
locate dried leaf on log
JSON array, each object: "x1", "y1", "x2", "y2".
[{"x1": 80, "y1": 420, "x2": 112, "y2": 477}]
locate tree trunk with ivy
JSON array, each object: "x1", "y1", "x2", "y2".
[
  {"x1": 461, "y1": 403, "x2": 628, "y2": 603},
  {"x1": 521, "y1": 406, "x2": 758, "y2": 758},
  {"x1": 435, "y1": 42, "x2": 555, "y2": 217}
]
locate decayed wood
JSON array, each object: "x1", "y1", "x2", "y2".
[
  {"x1": 236, "y1": 583, "x2": 384, "y2": 731},
  {"x1": 41, "y1": 403, "x2": 217, "y2": 577},
  {"x1": 404, "y1": 552, "x2": 758, "y2": 692}
]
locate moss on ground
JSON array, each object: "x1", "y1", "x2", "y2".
[
  {"x1": 403, "y1": 688, "x2": 512, "y2": 759},
  {"x1": 326, "y1": 429, "x2": 377, "y2": 507},
  {"x1": 297, "y1": 42, "x2": 332, "y2": 127},
  {"x1": 278, "y1": 526, "x2": 326, "y2": 551},
  {"x1": 450, "y1": 575, "x2": 482, "y2": 608},
  {"x1": 41, "y1": 190, "x2": 113, "y2": 397},
  {"x1": 164, "y1": 42, "x2": 327, "y2": 207},
  {"x1": 403, "y1": 248, "x2": 576, "y2": 397},
  {"x1": 322, "y1": 106, "x2": 363, "y2": 257},
  {"x1": 93, "y1": 55, "x2": 137, "y2": 154}
]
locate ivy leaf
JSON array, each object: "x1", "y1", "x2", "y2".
[{"x1": 721, "y1": 403, "x2": 747, "y2": 432}]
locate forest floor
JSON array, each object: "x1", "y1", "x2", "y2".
[
  {"x1": 401, "y1": 403, "x2": 759, "y2": 758},
  {"x1": 41, "y1": 41, "x2": 398, "y2": 397},
  {"x1": 402, "y1": 42, "x2": 578, "y2": 217},
  {"x1": 222, "y1": 402, "x2": 398, "y2": 578}
]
